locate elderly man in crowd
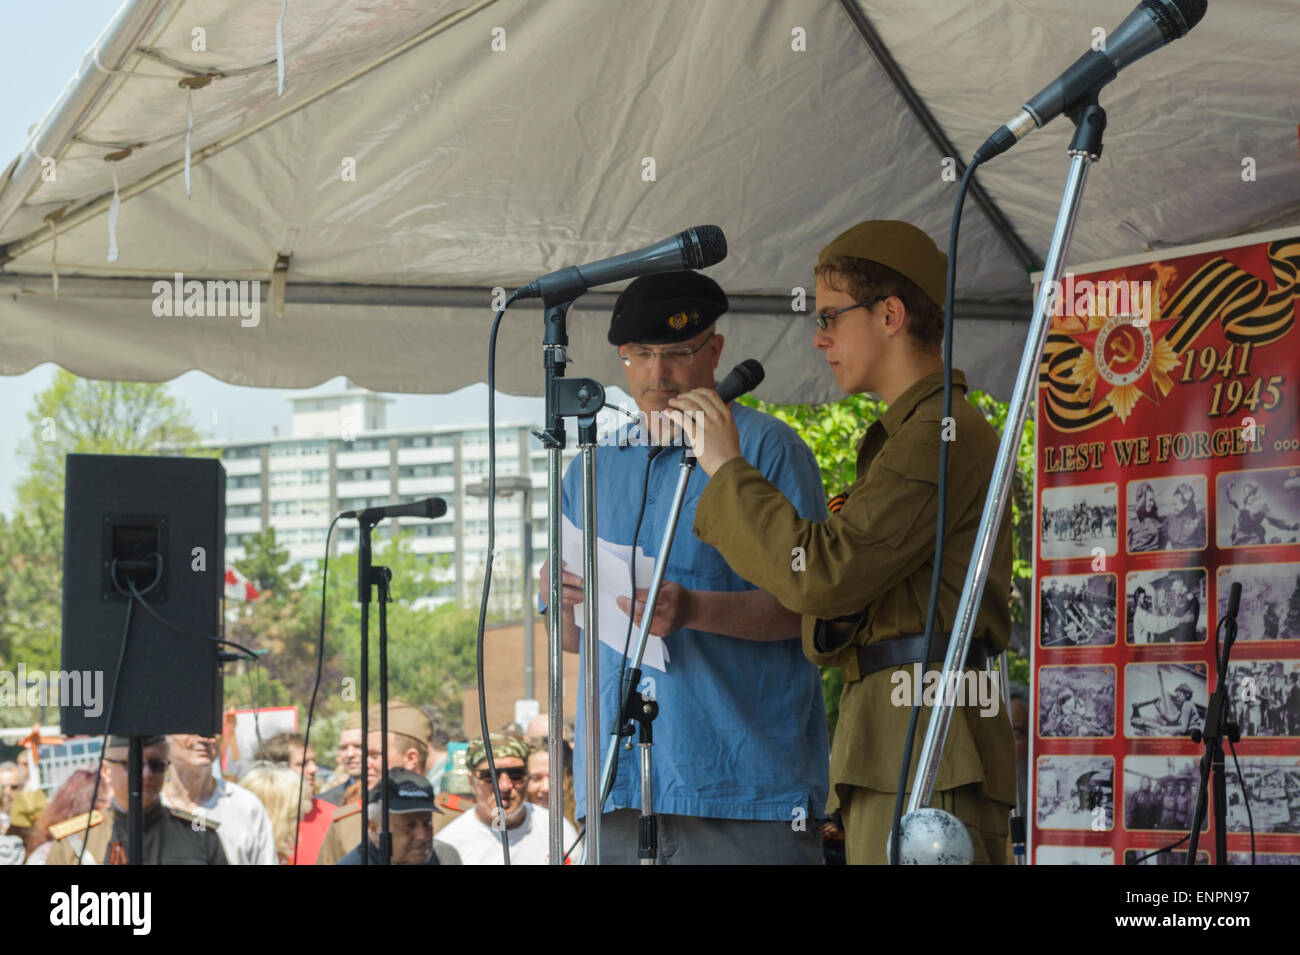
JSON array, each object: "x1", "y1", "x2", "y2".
[
  {"x1": 435, "y1": 734, "x2": 576, "y2": 865},
  {"x1": 164, "y1": 732, "x2": 277, "y2": 864},
  {"x1": 337, "y1": 769, "x2": 460, "y2": 865}
]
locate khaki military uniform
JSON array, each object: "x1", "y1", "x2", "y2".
[
  {"x1": 695, "y1": 370, "x2": 1016, "y2": 864},
  {"x1": 315, "y1": 801, "x2": 363, "y2": 866},
  {"x1": 46, "y1": 803, "x2": 228, "y2": 865}
]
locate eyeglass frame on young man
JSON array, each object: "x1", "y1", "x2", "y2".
[
  {"x1": 619, "y1": 331, "x2": 716, "y2": 367},
  {"x1": 814, "y1": 294, "x2": 889, "y2": 331},
  {"x1": 475, "y1": 766, "x2": 528, "y2": 785}
]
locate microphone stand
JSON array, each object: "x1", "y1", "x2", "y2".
[
  {"x1": 356, "y1": 514, "x2": 394, "y2": 864},
  {"x1": 997, "y1": 651, "x2": 1027, "y2": 864},
  {"x1": 1186, "y1": 582, "x2": 1242, "y2": 864},
  {"x1": 128, "y1": 736, "x2": 143, "y2": 865},
  {"x1": 531, "y1": 294, "x2": 607, "y2": 864},
  {"x1": 596, "y1": 443, "x2": 692, "y2": 865},
  {"x1": 905, "y1": 96, "x2": 1109, "y2": 837}
]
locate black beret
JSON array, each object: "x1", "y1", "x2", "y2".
[{"x1": 608, "y1": 271, "x2": 728, "y2": 346}]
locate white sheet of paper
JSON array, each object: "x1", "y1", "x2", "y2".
[{"x1": 561, "y1": 514, "x2": 669, "y2": 671}]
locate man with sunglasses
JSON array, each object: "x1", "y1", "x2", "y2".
[
  {"x1": 540, "y1": 270, "x2": 829, "y2": 864},
  {"x1": 666, "y1": 221, "x2": 1016, "y2": 864},
  {"x1": 46, "y1": 735, "x2": 227, "y2": 865},
  {"x1": 433, "y1": 735, "x2": 576, "y2": 864}
]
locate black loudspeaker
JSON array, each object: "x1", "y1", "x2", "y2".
[{"x1": 61, "y1": 454, "x2": 225, "y2": 736}]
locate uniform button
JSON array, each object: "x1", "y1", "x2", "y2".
[{"x1": 648, "y1": 497, "x2": 655, "y2": 503}]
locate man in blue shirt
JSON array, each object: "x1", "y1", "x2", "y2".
[{"x1": 541, "y1": 271, "x2": 829, "y2": 863}]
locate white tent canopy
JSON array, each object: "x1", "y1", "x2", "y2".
[{"x1": 1, "y1": 0, "x2": 1296, "y2": 403}]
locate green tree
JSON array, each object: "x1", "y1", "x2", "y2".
[
  {"x1": 17, "y1": 370, "x2": 205, "y2": 517},
  {"x1": 1, "y1": 371, "x2": 204, "y2": 727},
  {"x1": 739, "y1": 388, "x2": 1036, "y2": 731},
  {"x1": 234, "y1": 526, "x2": 303, "y2": 593},
  {"x1": 224, "y1": 528, "x2": 481, "y2": 732}
]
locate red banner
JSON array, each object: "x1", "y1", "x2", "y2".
[{"x1": 1030, "y1": 232, "x2": 1300, "y2": 865}]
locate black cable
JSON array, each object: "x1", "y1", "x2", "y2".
[
  {"x1": 1226, "y1": 737, "x2": 1254, "y2": 865},
  {"x1": 889, "y1": 156, "x2": 982, "y2": 865},
  {"x1": 75, "y1": 555, "x2": 167, "y2": 864},
  {"x1": 564, "y1": 821, "x2": 584, "y2": 863},
  {"x1": 599, "y1": 445, "x2": 657, "y2": 814},
  {"x1": 1128, "y1": 831, "x2": 1191, "y2": 865},
  {"x1": 125, "y1": 567, "x2": 258, "y2": 661},
  {"x1": 294, "y1": 514, "x2": 341, "y2": 864},
  {"x1": 76, "y1": 597, "x2": 132, "y2": 866},
  {"x1": 479, "y1": 292, "x2": 522, "y2": 865}
]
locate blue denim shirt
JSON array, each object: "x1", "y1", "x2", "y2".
[{"x1": 563, "y1": 403, "x2": 830, "y2": 821}]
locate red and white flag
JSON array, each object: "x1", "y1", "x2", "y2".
[{"x1": 224, "y1": 566, "x2": 260, "y2": 602}]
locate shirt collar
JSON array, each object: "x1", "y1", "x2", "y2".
[{"x1": 878, "y1": 368, "x2": 968, "y2": 436}]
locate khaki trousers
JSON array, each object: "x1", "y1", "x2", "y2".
[{"x1": 840, "y1": 783, "x2": 1011, "y2": 865}]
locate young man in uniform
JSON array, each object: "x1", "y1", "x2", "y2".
[
  {"x1": 541, "y1": 270, "x2": 830, "y2": 864},
  {"x1": 315, "y1": 700, "x2": 431, "y2": 865},
  {"x1": 46, "y1": 736, "x2": 227, "y2": 865},
  {"x1": 667, "y1": 220, "x2": 1016, "y2": 864}
]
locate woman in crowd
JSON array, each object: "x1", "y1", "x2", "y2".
[{"x1": 24, "y1": 767, "x2": 113, "y2": 865}]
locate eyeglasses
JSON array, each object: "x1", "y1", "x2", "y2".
[
  {"x1": 107, "y1": 758, "x2": 170, "y2": 774},
  {"x1": 476, "y1": 767, "x2": 528, "y2": 785},
  {"x1": 620, "y1": 332, "x2": 715, "y2": 368},
  {"x1": 814, "y1": 294, "x2": 888, "y2": 330}
]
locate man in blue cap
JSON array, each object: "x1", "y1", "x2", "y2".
[{"x1": 541, "y1": 270, "x2": 829, "y2": 864}]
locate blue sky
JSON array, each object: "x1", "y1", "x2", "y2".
[{"x1": 0, "y1": 2, "x2": 556, "y2": 515}]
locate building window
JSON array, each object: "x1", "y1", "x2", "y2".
[
  {"x1": 340, "y1": 467, "x2": 390, "y2": 482},
  {"x1": 222, "y1": 445, "x2": 263, "y2": 460},
  {"x1": 229, "y1": 474, "x2": 261, "y2": 489}
]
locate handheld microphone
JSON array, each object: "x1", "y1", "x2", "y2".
[
  {"x1": 342, "y1": 497, "x2": 447, "y2": 524},
  {"x1": 516, "y1": 225, "x2": 727, "y2": 305},
  {"x1": 648, "y1": 360, "x2": 764, "y2": 462},
  {"x1": 1226, "y1": 581, "x2": 1242, "y2": 623},
  {"x1": 974, "y1": 0, "x2": 1208, "y2": 163},
  {"x1": 715, "y1": 359, "x2": 765, "y2": 403}
]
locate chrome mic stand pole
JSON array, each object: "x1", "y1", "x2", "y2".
[
  {"x1": 597, "y1": 444, "x2": 692, "y2": 865},
  {"x1": 906, "y1": 99, "x2": 1108, "y2": 828},
  {"x1": 533, "y1": 296, "x2": 606, "y2": 864},
  {"x1": 577, "y1": 414, "x2": 602, "y2": 864}
]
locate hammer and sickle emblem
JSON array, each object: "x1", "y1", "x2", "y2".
[{"x1": 1109, "y1": 330, "x2": 1137, "y2": 366}]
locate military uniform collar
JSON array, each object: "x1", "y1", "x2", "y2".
[{"x1": 878, "y1": 368, "x2": 968, "y2": 436}]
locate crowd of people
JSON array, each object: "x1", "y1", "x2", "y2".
[
  {"x1": 0, "y1": 703, "x2": 580, "y2": 866},
  {"x1": 1041, "y1": 501, "x2": 1117, "y2": 544}
]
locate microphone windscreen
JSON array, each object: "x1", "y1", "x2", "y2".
[
  {"x1": 681, "y1": 225, "x2": 727, "y2": 270},
  {"x1": 427, "y1": 497, "x2": 448, "y2": 519},
  {"x1": 716, "y1": 359, "x2": 765, "y2": 403}
]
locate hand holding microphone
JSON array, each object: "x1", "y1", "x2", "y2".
[{"x1": 665, "y1": 359, "x2": 765, "y2": 476}]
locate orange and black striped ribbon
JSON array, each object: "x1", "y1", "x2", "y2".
[{"x1": 1038, "y1": 238, "x2": 1299, "y2": 434}]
